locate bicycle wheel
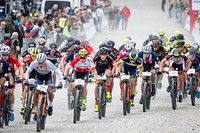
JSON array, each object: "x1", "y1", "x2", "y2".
[
  {"x1": 4, "y1": 94, "x2": 10, "y2": 126},
  {"x1": 143, "y1": 82, "x2": 148, "y2": 112},
  {"x1": 36, "y1": 96, "x2": 43, "y2": 132},
  {"x1": 0, "y1": 108, "x2": 3, "y2": 128},
  {"x1": 123, "y1": 83, "x2": 127, "y2": 115},
  {"x1": 98, "y1": 85, "x2": 103, "y2": 119},
  {"x1": 126, "y1": 84, "x2": 131, "y2": 114},
  {"x1": 77, "y1": 91, "x2": 81, "y2": 122},
  {"x1": 171, "y1": 80, "x2": 177, "y2": 110},
  {"x1": 189, "y1": 76, "x2": 195, "y2": 106},
  {"x1": 25, "y1": 91, "x2": 32, "y2": 124},
  {"x1": 41, "y1": 116, "x2": 46, "y2": 130},
  {"x1": 102, "y1": 86, "x2": 106, "y2": 117},
  {"x1": 147, "y1": 83, "x2": 151, "y2": 110},
  {"x1": 73, "y1": 89, "x2": 80, "y2": 124},
  {"x1": 67, "y1": 88, "x2": 72, "y2": 110}
]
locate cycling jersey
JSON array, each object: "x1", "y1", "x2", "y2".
[
  {"x1": 152, "y1": 45, "x2": 167, "y2": 61},
  {"x1": 69, "y1": 57, "x2": 95, "y2": 72},
  {"x1": 65, "y1": 52, "x2": 76, "y2": 63},
  {"x1": 45, "y1": 50, "x2": 61, "y2": 64},
  {"x1": 0, "y1": 60, "x2": 11, "y2": 77},
  {"x1": 6, "y1": 54, "x2": 21, "y2": 71},
  {"x1": 166, "y1": 55, "x2": 188, "y2": 71},
  {"x1": 109, "y1": 48, "x2": 119, "y2": 60},
  {"x1": 93, "y1": 52, "x2": 114, "y2": 75},
  {"x1": 37, "y1": 46, "x2": 48, "y2": 53},
  {"x1": 25, "y1": 60, "x2": 63, "y2": 80},
  {"x1": 22, "y1": 50, "x2": 29, "y2": 58},
  {"x1": 117, "y1": 48, "x2": 128, "y2": 61},
  {"x1": 187, "y1": 52, "x2": 200, "y2": 71}
]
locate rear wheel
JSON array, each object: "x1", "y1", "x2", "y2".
[
  {"x1": 189, "y1": 76, "x2": 195, "y2": 106},
  {"x1": 143, "y1": 82, "x2": 148, "y2": 112},
  {"x1": 36, "y1": 96, "x2": 43, "y2": 132},
  {"x1": 123, "y1": 83, "x2": 127, "y2": 115},
  {"x1": 126, "y1": 84, "x2": 131, "y2": 113},
  {"x1": 171, "y1": 80, "x2": 177, "y2": 110}
]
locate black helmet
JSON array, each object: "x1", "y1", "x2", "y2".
[
  {"x1": 148, "y1": 34, "x2": 153, "y2": 41},
  {"x1": 129, "y1": 50, "x2": 138, "y2": 60},
  {"x1": 99, "y1": 47, "x2": 108, "y2": 55},
  {"x1": 74, "y1": 39, "x2": 80, "y2": 45},
  {"x1": 67, "y1": 37, "x2": 74, "y2": 42},
  {"x1": 170, "y1": 36, "x2": 176, "y2": 42},
  {"x1": 66, "y1": 41, "x2": 74, "y2": 48},
  {"x1": 99, "y1": 43, "x2": 108, "y2": 49},
  {"x1": 73, "y1": 45, "x2": 82, "y2": 53},
  {"x1": 107, "y1": 40, "x2": 115, "y2": 48},
  {"x1": 176, "y1": 34, "x2": 184, "y2": 40},
  {"x1": 177, "y1": 40, "x2": 185, "y2": 46},
  {"x1": 28, "y1": 42, "x2": 36, "y2": 48},
  {"x1": 49, "y1": 43, "x2": 57, "y2": 49}
]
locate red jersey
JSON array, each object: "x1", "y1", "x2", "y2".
[
  {"x1": 6, "y1": 54, "x2": 21, "y2": 71},
  {"x1": 117, "y1": 49, "x2": 127, "y2": 61}
]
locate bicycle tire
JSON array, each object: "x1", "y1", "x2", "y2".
[
  {"x1": 102, "y1": 86, "x2": 106, "y2": 117},
  {"x1": 189, "y1": 76, "x2": 195, "y2": 106},
  {"x1": 25, "y1": 91, "x2": 32, "y2": 124},
  {"x1": 0, "y1": 108, "x2": 3, "y2": 128},
  {"x1": 73, "y1": 89, "x2": 80, "y2": 124},
  {"x1": 77, "y1": 91, "x2": 81, "y2": 122},
  {"x1": 4, "y1": 94, "x2": 10, "y2": 126},
  {"x1": 123, "y1": 83, "x2": 127, "y2": 115},
  {"x1": 147, "y1": 83, "x2": 151, "y2": 110},
  {"x1": 143, "y1": 82, "x2": 148, "y2": 112},
  {"x1": 171, "y1": 80, "x2": 177, "y2": 110},
  {"x1": 36, "y1": 96, "x2": 43, "y2": 132},
  {"x1": 126, "y1": 84, "x2": 131, "y2": 114},
  {"x1": 41, "y1": 116, "x2": 46, "y2": 130},
  {"x1": 98, "y1": 86, "x2": 103, "y2": 119}
]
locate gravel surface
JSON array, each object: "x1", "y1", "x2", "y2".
[{"x1": 2, "y1": 0, "x2": 200, "y2": 133}]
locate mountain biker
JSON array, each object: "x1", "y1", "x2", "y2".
[
  {"x1": 159, "y1": 48, "x2": 192, "y2": 102},
  {"x1": 37, "y1": 38, "x2": 48, "y2": 53},
  {"x1": 64, "y1": 49, "x2": 97, "y2": 111},
  {"x1": 21, "y1": 41, "x2": 37, "y2": 58},
  {"x1": 93, "y1": 47, "x2": 115, "y2": 112},
  {"x1": 158, "y1": 29, "x2": 170, "y2": 47},
  {"x1": 138, "y1": 45, "x2": 160, "y2": 104},
  {"x1": 25, "y1": 53, "x2": 63, "y2": 120},
  {"x1": 116, "y1": 50, "x2": 143, "y2": 106}
]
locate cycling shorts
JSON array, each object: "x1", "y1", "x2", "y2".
[
  {"x1": 169, "y1": 62, "x2": 184, "y2": 71},
  {"x1": 143, "y1": 63, "x2": 155, "y2": 72},
  {"x1": 74, "y1": 72, "x2": 89, "y2": 80},
  {"x1": 36, "y1": 72, "x2": 53, "y2": 85},
  {"x1": 123, "y1": 64, "x2": 137, "y2": 76}
]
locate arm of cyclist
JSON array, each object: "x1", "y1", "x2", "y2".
[
  {"x1": 184, "y1": 58, "x2": 192, "y2": 72},
  {"x1": 138, "y1": 65, "x2": 144, "y2": 77},
  {"x1": 48, "y1": 61, "x2": 63, "y2": 83},
  {"x1": 159, "y1": 57, "x2": 167, "y2": 72}
]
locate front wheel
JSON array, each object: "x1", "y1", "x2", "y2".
[
  {"x1": 98, "y1": 86, "x2": 103, "y2": 119},
  {"x1": 143, "y1": 82, "x2": 148, "y2": 112},
  {"x1": 73, "y1": 89, "x2": 80, "y2": 124},
  {"x1": 36, "y1": 96, "x2": 44, "y2": 132},
  {"x1": 189, "y1": 76, "x2": 195, "y2": 106},
  {"x1": 123, "y1": 83, "x2": 128, "y2": 115},
  {"x1": 171, "y1": 80, "x2": 177, "y2": 110},
  {"x1": 4, "y1": 94, "x2": 10, "y2": 126},
  {"x1": 25, "y1": 91, "x2": 32, "y2": 124}
]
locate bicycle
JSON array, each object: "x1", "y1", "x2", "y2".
[
  {"x1": 120, "y1": 74, "x2": 131, "y2": 115},
  {"x1": 0, "y1": 81, "x2": 13, "y2": 128},
  {"x1": 23, "y1": 79, "x2": 36, "y2": 124},
  {"x1": 36, "y1": 83, "x2": 62, "y2": 132},
  {"x1": 141, "y1": 71, "x2": 152, "y2": 112},
  {"x1": 96, "y1": 75, "x2": 107, "y2": 119}
]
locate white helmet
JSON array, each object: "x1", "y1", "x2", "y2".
[
  {"x1": 124, "y1": 43, "x2": 132, "y2": 51},
  {"x1": 38, "y1": 38, "x2": 46, "y2": 45},
  {"x1": 143, "y1": 45, "x2": 152, "y2": 53},
  {"x1": 129, "y1": 40, "x2": 136, "y2": 48},
  {"x1": 37, "y1": 53, "x2": 47, "y2": 63},
  {"x1": 1, "y1": 45, "x2": 11, "y2": 54},
  {"x1": 192, "y1": 43, "x2": 199, "y2": 49}
]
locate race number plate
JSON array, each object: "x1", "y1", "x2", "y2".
[
  {"x1": 28, "y1": 79, "x2": 35, "y2": 85},
  {"x1": 97, "y1": 75, "x2": 107, "y2": 80},
  {"x1": 169, "y1": 71, "x2": 178, "y2": 77},
  {"x1": 74, "y1": 79, "x2": 85, "y2": 86},
  {"x1": 187, "y1": 69, "x2": 195, "y2": 75},
  {"x1": 121, "y1": 75, "x2": 130, "y2": 80},
  {"x1": 36, "y1": 85, "x2": 48, "y2": 93},
  {"x1": 142, "y1": 72, "x2": 151, "y2": 77}
]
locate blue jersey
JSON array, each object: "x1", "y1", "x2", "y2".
[
  {"x1": 65, "y1": 53, "x2": 75, "y2": 63},
  {"x1": 37, "y1": 46, "x2": 48, "y2": 53},
  {"x1": 138, "y1": 51, "x2": 160, "y2": 65},
  {"x1": 188, "y1": 52, "x2": 200, "y2": 72},
  {"x1": 0, "y1": 60, "x2": 11, "y2": 76}
]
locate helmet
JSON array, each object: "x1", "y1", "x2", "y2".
[
  {"x1": 67, "y1": 37, "x2": 74, "y2": 42},
  {"x1": 151, "y1": 35, "x2": 159, "y2": 41},
  {"x1": 177, "y1": 40, "x2": 185, "y2": 46},
  {"x1": 125, "y1": 37, "x2": 132, "y2": 40},
  {"x1": 107, "y1": 40, "x2": 115, "y2": 48},
  {"x1": 66, "y1": 41, "x2": 74, "y2": 48},
  {"x1": 123, "y1": 38, "x2": 131, "y2": 45},
  {"x1": 170, "y1": 36, "x2": 176, "y2": 42},
  {"x1": 1, "y1": 45, "x2": 11, "y2": 54},
  {"x1": 124, "y1": 43, "x2": 132, "y2": 51},
  {"x1": 37, "y1": 53, "x2": 47, "y2": 63},
  {"x1": 174, "y1": 31, "x2": 181, "y2": 36},
  {"x1": 99, "y1": 47, "x2": 108, "y2": 55},
  {"x1": 99, "y1": 42, "x2": 108, "y2": 49},
  {"x1": 78, "y1": 49, "x2": 88, "y2": 57},
  {"x1": 38, "y1": 38, "x2": 46, "y2": 45},
  {"x1": 73, "y1": 39, "x2": 80, "y2": 45},
  {"x1": 73, "y1": 45, "x2": 82, "y2": 53},
  {"x1": 49, "y1": 43, "x2": 57, "y2": 49},
  {"x1": 158, "y1": 30, "x2": 165, "y2": 36},
  {"x1": 173, "y1": 48, "x2": 181, "y2": 57},
  {"x1": 129, "y1": 50, "x2": 138, "y2": 60},
  {"x1": 189, "y1": 46, "x2": 197, "y2": 54},
  {"x1": 148, "y1": 34, "x2": 153, "y2": 41},
  {"x1": 30, "y1": 48, "x2": 40, "y2": 57},
  {"x1": 27, "y1": 47, "x2": 34, "y2": 53},
  {"x1": 28, "y1": 42, "x2": 36, "y2": 48},
  {"x1": 129, "y1": 40, "x2": 136, "y2": 48},
  {"x1": 176, "y1": 34, "x2": 184, "y2": 40},
  {"x1": 192, "y1": 43, "x2": 199, "y2": 49},
  {"x1": 143, "y1": 45, "x2": 152, "y2": 53}
]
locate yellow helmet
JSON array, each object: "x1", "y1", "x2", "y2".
[
  {"x1": 78, "y1": 49, "x2": 88, "y2": 57},
  {"x1": 123, "y1": 38, "x2": 131, "y2": 45},
  {"x1": 29, "y1": 48, "x2": 40, "y2": 57},
  {"x1": 184, "y1": 41, "x2": 191, "y2": 48},
  {"x1": 174, "y1": 31, "x2": 181, "y2": 36},
  {"x1": 158, "y1": 29, "x2": 165, "y2": 36}
]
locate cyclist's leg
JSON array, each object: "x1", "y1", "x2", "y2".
[
  {"x1": 0, "y1": 77, "x2": 6, "y2": 105},
  {"x1": 105, "y1": 69, "x2": 112, "y2": 101}
]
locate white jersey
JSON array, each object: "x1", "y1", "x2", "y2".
[{"x1": 25, "y1": 60, "x2": 63, "y2": 80}]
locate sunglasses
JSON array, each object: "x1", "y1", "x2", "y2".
[
  {"x1": 130, "y1": 58, "x2": 136, "y2": 61},
  {"x1": 126, "y1": 50, "x2": 131, "y2": 52},
  {"x1": 39, "y1": 44, "x2": 45, "y2": 46},
  {"x1": 178, "y1": 45, "x2": 184, "y2": 47},
  {"x1": 80, "y1": 57, "x2": 86, "y2": 60},
  {"x1": 2, "y1": 54, "x2": 9, "y2": 56},
  {"x1": 174, "y1": 56, "x2": 180, "y2": 58},
  {"x1": 144, "y1": 52, "x2": 150, "y2": 54},
  {"x1": 50, "y1": 48, "x2": 57, "y2": 50}
]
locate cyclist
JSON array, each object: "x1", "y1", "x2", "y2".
[
  {"x1": 117, "y1": 42, "x2": 133, "y2": 61},
  {"x1": 158, "y1": 29, "x2": 170, "y2": 47},
  {"x1": 25, "y1": 53, "x2": 63, "y2": 120},
  {"x1": 116, "y1": 50, "x2": 143, "y2": 106},
  {"x1": 20, "y1": 48, "x2": 40, "y2": 115},
  {"x1": 64, "y1": 49, "x2": 97, "y2": 111},
  {"x1": 176, "y1": 40, "x2": 189, "y2": 55},
  {"x1": 37, "y1": 38, "x2": 48, "y2": 53},
  {"x1": 45, "y1": 43, "x2": 61, "y2": 83},
  {"x1": 119, "y1": 37, "x2": 132, "y2": 51},
  {"x1": 107, "y1": 40, "x2": 119, "y2": 60},
  {"x1": 159, "y1": 48, "x2": 192, "y2": 102},
  {"x1": 191, "y1": 43, "x2": 200, "y2": 52},
  {"x1": 1, "y1": 45, "x2": 24, "y2": 121},
  {"x1": 93, "y1": 47, "x2": 115, "y2": 112},
  {"x1": 0, "y1": 52, "x2": 15, "y2": 121},
  {"x1": 169, "y1": 31, "x2": 182, "y2": 45},
  {"x1": 143, "y1": 34, "x2": 154, "y2": 47},
  {"x1": 138, "y1": 45, "x2": 160, "y2": 104},
  {"x1": 21, "y1": 41, "x2": 37, "y2": 58}
]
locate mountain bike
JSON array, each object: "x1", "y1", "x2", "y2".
[
  {"x1": 36, "y1": 83, "x2": 62, "y2": 132},
  {"x1": 142, "y1": 72, "x2": 152, "y2": 112}
]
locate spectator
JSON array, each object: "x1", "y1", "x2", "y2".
[
  {"x1": 92, "y1": 8, "x2": 98, "y2": 31},
  {"x1": 25, "y1": 16, "x2": 35, "y2": 38},
  {"x1": 121, "y1": 5, "x2": 131, "y2": 31},
  {"x1": 108, "y1": 7, "x2": 115, "y2": 31},
  {"x1": 14, "y1": 18, "x2": 25, "y2": 50},
  {"x1": 51, "y1": 4, "x2": 58, "y2": 16},
  {"x1": 7, "y1": 32, "x2": 20, "y2": 58},
  {"x1": 162, "y1": 0, "x2": 166, "y2": 12},
  {"x1": 30, "y1": 20, "x2": 43, "y2": 39},
  {"x1": 63, "y1": 17, "x2": 73, "y2": 39},
  {"x1": 168, "y1": 0, "x2": 174, "y2": 18},
  {"x1": 96, "y1": 5, "x2": 104, "y2": 32},
  {"x1": 0, "y1": 21, "x2": 6, "y2": 43},
  {"x1": 115, "y1": 6, "x2": 121, "y2": 30}
]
